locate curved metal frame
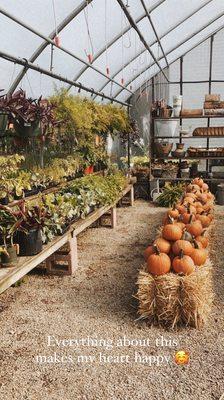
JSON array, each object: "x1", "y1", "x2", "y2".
[
  {"x1": 0, "y1": 3, "x2": 133, "y2": 96},
  {"x1": 2, "y1": 0, "x2": 222, "y2": 101},
  {"x1": 133, "y1": 24, "x2": 224, "y2": 101},
  {"x1": 66, "y1": 0, "x2": 167, "y2": 91},
  {"x1": 94, "y1": 0, "x2": 214, "y2": 98},
  {"x1": 8, "y1": 0, "x2": 92, "y2": 94},
  {"x1": 112, "y1": 9, "x2": 224, "y2": 100}
]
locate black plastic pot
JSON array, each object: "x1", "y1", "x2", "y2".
[
  {"x1": 1, "y1": 245, "x2": 18, "y2": 267},
  {"x1": 14, "y1": 119, "x2": 41, "y2": 138},
  {"x1": 24, "y1": 187, "x2": 40, "y2": 197},
  {"x1": 17, "y1": 229, "x2": 42, "y2": 256},
  {"x1": 0, "y1": 196, "x2": 9, "y2": 205}
]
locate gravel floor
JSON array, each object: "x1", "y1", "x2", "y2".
[{"x1": 0, "y1": 200, "x2": 223, "y2": 400}]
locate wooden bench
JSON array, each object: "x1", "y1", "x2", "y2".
[{"x1": 0, "y1": 184, "x2": 134, "y2": 294}]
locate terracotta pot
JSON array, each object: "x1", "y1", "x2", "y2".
[
  {"x1": 172, "y1": 143, "x2": 186, "y2": 158},
  {"x1": 154, "y1": 141, "x2": 173, "y2": 157}
]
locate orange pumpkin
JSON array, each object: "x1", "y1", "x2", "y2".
[
  {"x1": 172, "y1": 240, "x2": 193, "y2": 256},
  {"x1": 167, "y1": 206, "x2": 179, "y2": 219},
  {"x1": 144, "y1": 245, "x2": 154, "y2": 260},
  {"x1": 202, "y1": 183, "x2": 209, "y2": 191},
  {"x1": 186, "y1": 184, "x2": 200, "y2": 192},
  {"x1": 196, "y1": 213, "x2": 210, "y2": 228},
  {"x1": 182, "y1": 211, "x2": 196, "y2": 224},
  {"x1": 162, "y1": 223, "x2": 182, "y2": 242},
  {"x1": 154, "y1": 238, "x2": 171, "y2": 254},
  {"x1": 183, "y1": 196, "x2": 195, "y2": 205},
  {"x1": 172, "y1": 251, "x2": 195, "y2": 275},
  {"x1": 186, "y1": 219, "x2": 203, "y2": 237},
  {"x1": 197, "y1": 192, "x2": 207, "y2": 203},
  {"x1": 192, "y1": 177, "x2": 204, "y2": 187},
  {"x1": 147, "y1": 246, "x2": 171, "y2": 276},
  {"x1": 191, "y1": 242, "x2": 208, "y2": 266},
  {"x1": 195, "y1": 231, "x2": 209, "y2": 248}
]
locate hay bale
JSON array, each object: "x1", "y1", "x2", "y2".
[
  {"x1": 181, "y1": 261, "x2": 214, "y2": 329},
  {"x1": 136, "y1": 261, "x2": 214, "y2": 329}
]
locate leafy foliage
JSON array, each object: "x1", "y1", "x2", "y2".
[{"x1": 157, "y1": 183, "x2": 185, "y2": 207}]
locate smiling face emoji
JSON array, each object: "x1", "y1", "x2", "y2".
[{"x1": 175, "y1": 351, "x2": 190, "y2": 365}]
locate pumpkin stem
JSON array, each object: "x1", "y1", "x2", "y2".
[
  {"x1": 201, "y1": 230, "x2": 206, "y2": 237},
  {"x1": 193, "y1": 239, "x2": 199, "y2": 249},
  {"x1": 179, "y1": 249, "x2": 184, "y2": 259},
  {"x1": 153, "y1": 244, "x2": 160, "y2": 255},
  {"x1": 168, "y1": 215, "x2": 174, "y2": 224},
  {"x1": 189, "y1": 214, "x2": 193, "y2": 224}
]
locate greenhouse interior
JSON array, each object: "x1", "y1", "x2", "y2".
[{"x1": 0, "y1": 1, "x2": 223, "y2": 399}]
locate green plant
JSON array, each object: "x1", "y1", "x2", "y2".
[{"x1": 157, "y1": 183, "x2": 185, "y2": 207}]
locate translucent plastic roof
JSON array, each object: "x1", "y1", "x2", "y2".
[{"x1": 0, "y1": 0, "x2": 224, "y2": 105}]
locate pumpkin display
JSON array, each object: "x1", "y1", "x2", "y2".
[
  {"x1": 172, "y1": 240, "x2": 193, "y2": 256},
  {"x1": 191, "y1": 241, "x2": 208, "y2": 266},
  {"x1": 144, "y1": 177, "x2": 214, "y2": 278},
  {"x1": 172, "y1": 251, "x2": 195, "y2": 275},
  {"x1": 147, "y1": 246, "x2": 171, "y2": 276},
  {"x1": 162, "y1": 222, "x2": 182, "y2": 241}
]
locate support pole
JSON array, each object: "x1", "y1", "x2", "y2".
[{"x1": 207, "y1": 35, "x2": 214, "y2": 177}]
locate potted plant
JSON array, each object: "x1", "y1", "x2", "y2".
[
  {"x1": 0, "y1": 208, "x2": 19, "y2": 267},
  {"x1": 0, "y1": 90, "x2": 57, "y2": 138},
  {"x1": 14, "y1": 201, "x2": 48, "y2": 256}
]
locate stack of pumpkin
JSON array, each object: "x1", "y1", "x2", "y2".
[
  {"x1": 137, "y1": 177, "x2": 215, "y2": 328},
  {"x1": 144, "y1": 177, "x2": 214, "y2": 277}
]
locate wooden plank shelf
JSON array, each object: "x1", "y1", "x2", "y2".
[
  {"x1": 0, "y1": 184, "x2": 134, "y2": 295},
  {"x1": 7, "y1": 170, "x2": 105, "y2": 208}
]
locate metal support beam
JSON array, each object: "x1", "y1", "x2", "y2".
[
  {"x1": 94, "y1": 0, "x2": 214, "y2": 98},
  {"x1": 139, "y1": 0, "x2": 169, "y2": 68},
  {"x1": 116, "y1": 0, "x2": 169, "y2": 82},
  {"x1": 0, "y1": 50, "x2": 130, "y2": 107},
  {"x1": 8, "y1": 0, "x2": 93, "y2": 94},
  {"x1": 0, "y1": 5, "x2": 133, "y2": 96},
  {"x1": 113, "y1": 10, "x2": 224, "y2": 100},
  {"x1": 133, "y1": 24, "x2": 224, "y2": 98},
  {"x1": 66, "y1": 0, "x2": 166, "y2": 91}
]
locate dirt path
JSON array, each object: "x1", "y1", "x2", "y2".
[{"x1": 0, "y1": 201, "x2": 223, "y2": 400}]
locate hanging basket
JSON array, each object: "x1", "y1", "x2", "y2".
[{"x1": 13, "y1": 119, "x2": 41, "y2": 138}]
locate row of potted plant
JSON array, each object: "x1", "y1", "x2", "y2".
[
  {"x1": 0, "y1": 172, "x2": 127, "y2": 267},
  {"x1": 0, "y1": 150, "x2": 107, "y2": 204}
]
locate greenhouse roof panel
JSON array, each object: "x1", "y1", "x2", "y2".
[{"x1": 0, "y1": 0, "x2": 223, "y2": 102}]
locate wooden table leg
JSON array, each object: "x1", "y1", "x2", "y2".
[
  {"x1": 111, "y1": 206, "x2": 117, "y2": 228},
  {"x1": 68, "y1": 235, "x2": 78, "y2": 275},
  {"x1": 130, "y1": 186, "x2": 134, "y2": 206}
]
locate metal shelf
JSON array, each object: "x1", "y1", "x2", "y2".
[
  {"x1": 153, "y1": 135, "x2": 224, "y2": 139},
  {"x1": 155, "y1": 177, "x2": 224, "y2": 182},
  {"x1": 153, "y1": 115, "x2": 224, "y2": 120},
  {"x1": 153, "y1": 156, "x2": 224, "y2": 160}
]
